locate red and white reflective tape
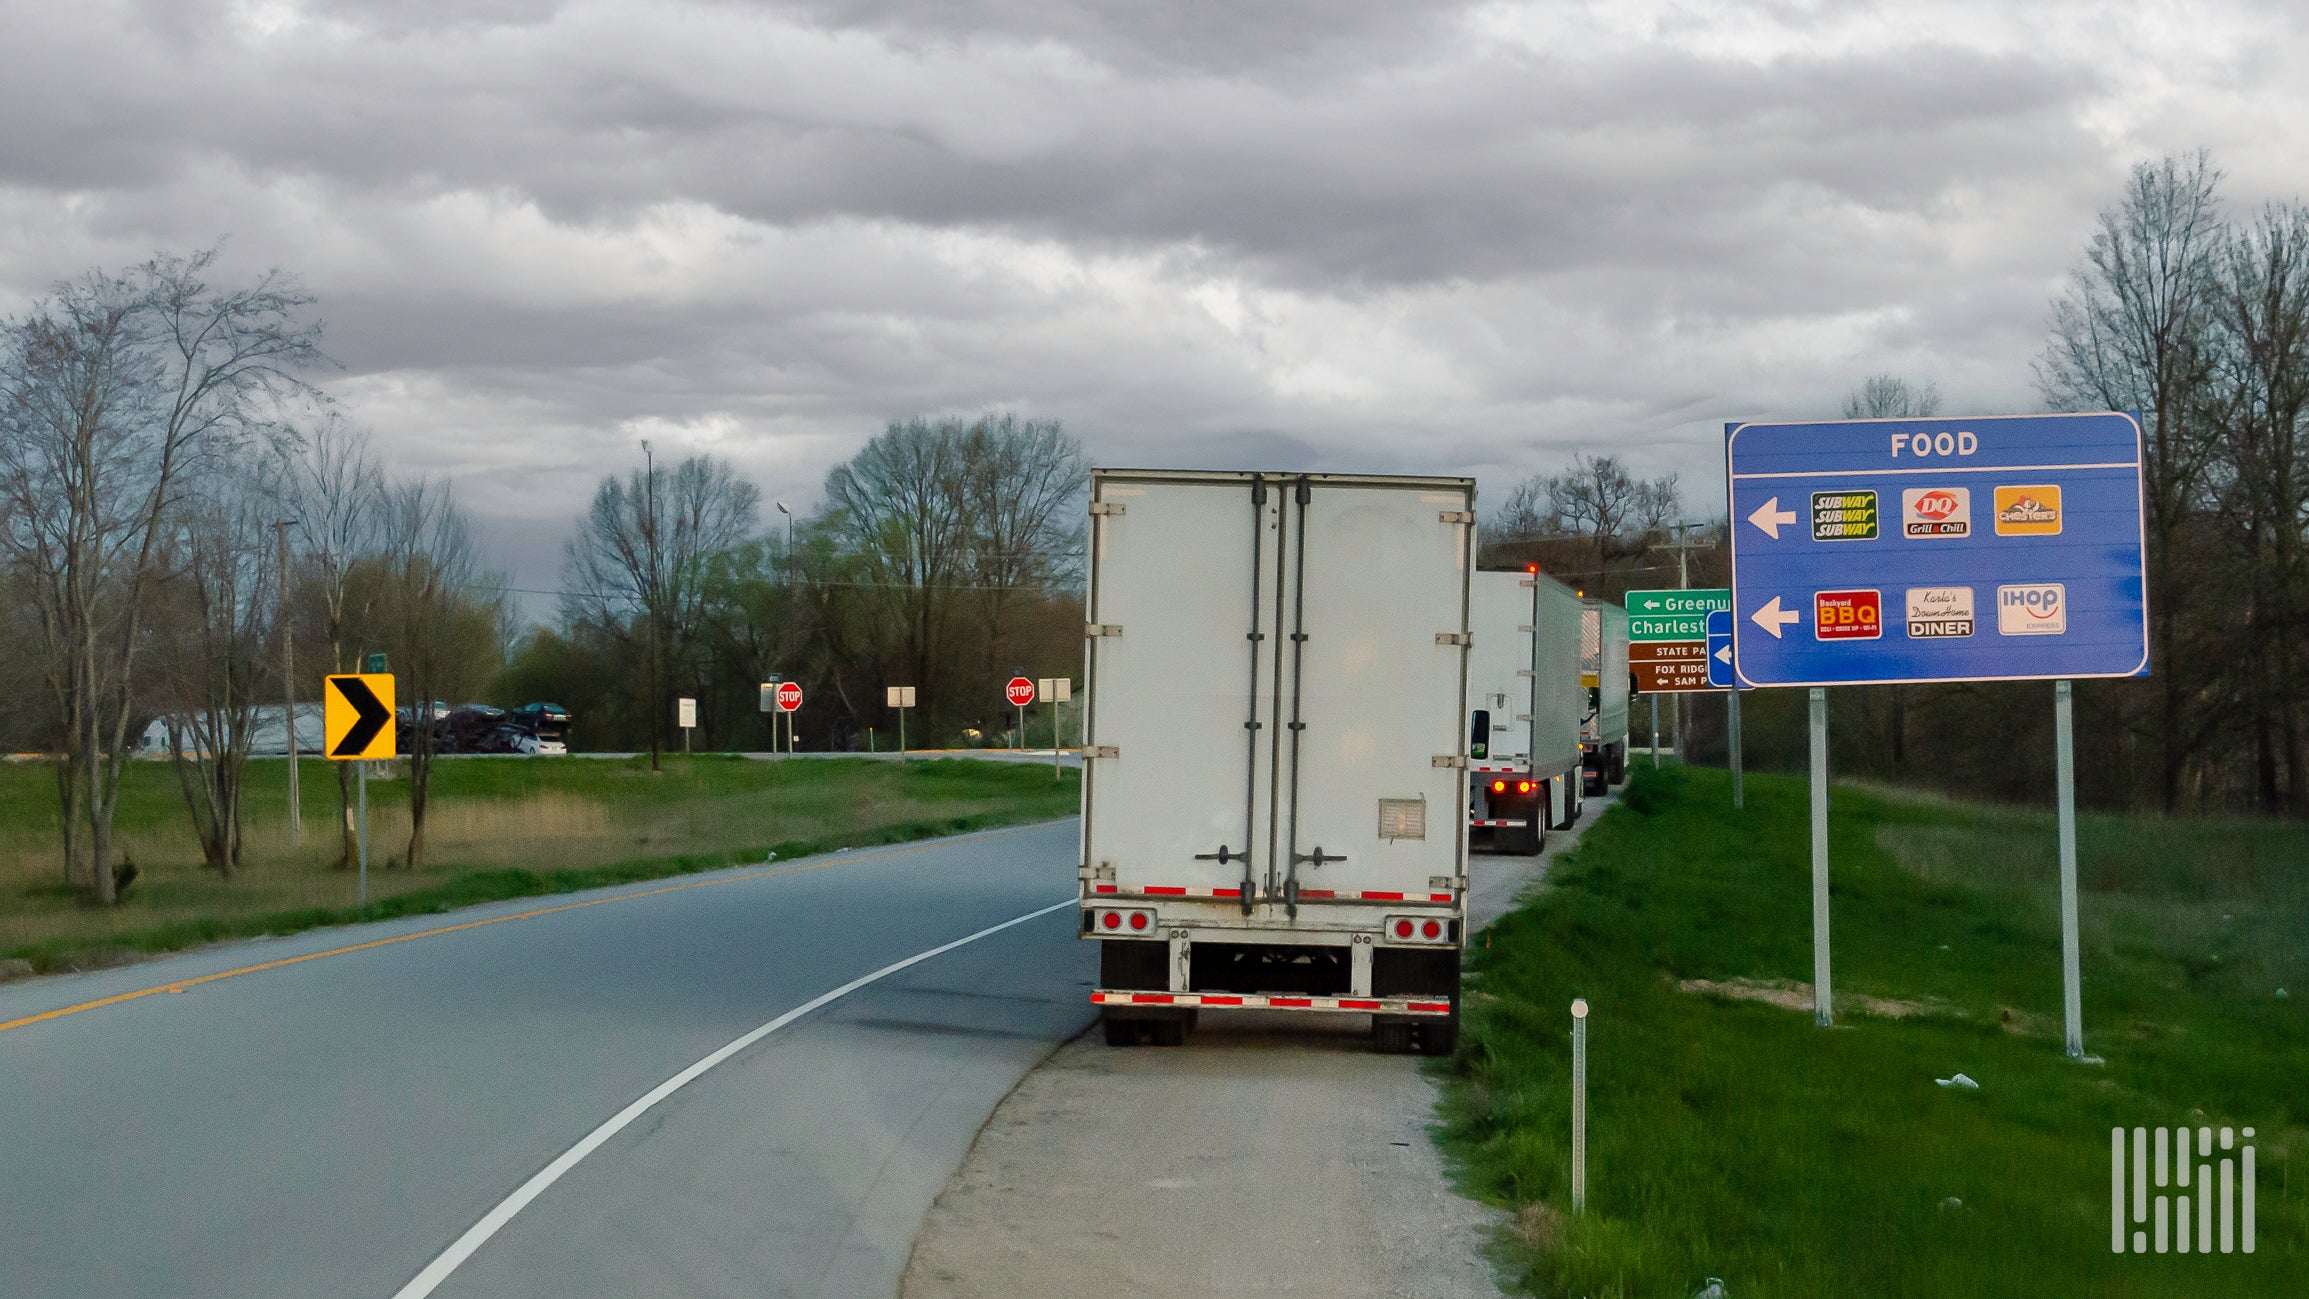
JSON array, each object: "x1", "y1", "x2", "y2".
[
  {"x1": 1468, "y1": 818, "x2": 1529, "y2": 829},
  {"x1": 1085, "y1": 885, "x2": 1454, "y2": 904},
  {"x1": 1470, "y1": 762, "x2": 1530, "y2": 774},
  {"x1": 1091, "y1": 990, "x2": 1453, "y2": 1016}
]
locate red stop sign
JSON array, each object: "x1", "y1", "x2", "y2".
[
  {"x1": 1005, "y1": 677, "x2": 1036, "y2": 707},
  {"x1": 775, "y1": 681, "x2": 804, "y2": 712}
]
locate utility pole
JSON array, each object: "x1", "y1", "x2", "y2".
[
  {"x1": 276, "y1": 518, "x2": 300, "y2": 848},
  {"x1": 1658, "y1": 521, "x2": 1714, "y2": 760},
  {"x1": 776, "y1": 500, "x2": 795, "y2": 754},
  {"x1": 643, "y1": 441, "x2": 661, "y2": 774}
]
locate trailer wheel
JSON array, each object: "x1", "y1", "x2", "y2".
[
  {"x1": 1101, "y1": 1012, "x2": 1147, "y2": 1047},
  {"x1": 1372, "y1": 1019, "x2": 1415, "y2": 1054},
  {"x1": 1149, "y1": 1016, "x2": 1189, "y2": 1047},
  {"x1": 1416, "y1": 1015, "x2": 1460, "y2": 1057}
]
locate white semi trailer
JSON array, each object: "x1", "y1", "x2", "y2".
[
  {"x1": 1079, "y1": 469, "x2": 1473, "y2": 1056},
  {"x1": 1465, "y1": 569, "x2": 1585, "y2": 855},
  {"x1": 1580, "y1": 599, "x2": 1631, "y2": 794}
]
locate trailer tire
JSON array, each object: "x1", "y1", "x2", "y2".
[
  {"x1": 1372, "y1": 1019, "x2": 1416, "y2": 1054},
  {"x1": 1101, "y1": 1011, "x2": 1146, "y2": 1047},
  {"x1": 1416, "y1": 1015, "x2": 1460, "y2": 1057}
]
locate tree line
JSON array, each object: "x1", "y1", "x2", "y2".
[
  {"x1": 0, "y1": 250, "x2": 505, "y2": 901},
  {"x1": 513, "y1": 413, "x2": 1089, "y2": 762}
]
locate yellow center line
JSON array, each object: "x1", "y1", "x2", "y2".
[{"x1": 0, "y1": 824, "x2": 1048, "y2": 1037}]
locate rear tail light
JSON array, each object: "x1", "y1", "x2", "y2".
[
  {"x1": 1093, "y1": 908, "x2": 1155, "y2": 934},
  {"x1": 1128, "y1": 911, "x2": 1150, "y2": 932},
  {"x1": 1516, "y1": 781, "x2": 1534, "y2": 794},
  {"x1": 1101, "y1": 911, "x2": 1121, "y2": 930},
  {"x1": 1490, "y1": 780, "x2": 1507, "y2": 793},
  {"x1": 1383, "y1": 915, "x2": 1452, "y2": 946}
]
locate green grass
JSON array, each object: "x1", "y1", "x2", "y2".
[
  {"x1": 2, "y1": 755, "x2": 1078, "y2": 974},
  {"x1": 1439, "y1": 760, "x2": 2308, "y2": 1298}
]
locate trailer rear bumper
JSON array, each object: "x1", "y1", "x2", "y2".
[{"x1": 1091, "y1": 990, "x2": 1454, "y2": 1015}]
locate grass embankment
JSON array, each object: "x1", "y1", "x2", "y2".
[
  {"x1": 1, "y1": 756, "x2": 1078, "y2": 974},
  {"x1": 1442, "y1": 761, "x2": 2306, "y2": 1298}
]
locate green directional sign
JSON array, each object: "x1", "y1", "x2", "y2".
[{"x1": 1626, "y1": 588, "x2": 1731, "y2": 642}]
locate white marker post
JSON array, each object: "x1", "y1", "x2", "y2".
[
  {"x1": 2055, "y1": 680, "x2": 2084, "y2": 1058},
  {"x1": 1570, "y1": 997, "x2": 1589, "y2": 1214}
]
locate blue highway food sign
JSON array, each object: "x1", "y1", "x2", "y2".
[{"x1": 1726, "y1": 413, "x2": 2149, "y2": 687}]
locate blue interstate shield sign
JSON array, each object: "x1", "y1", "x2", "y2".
[{"x1": 1726, "y1": 412, "x2": 2150, "y2": 688}]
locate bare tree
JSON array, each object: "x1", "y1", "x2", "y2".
[
  {"x1": 958, "y1": 415, "x2": 1087, "y2": 687},
  {"x1": 0, "y1": 248, "x2": 322, "y2": 902},
  {"x1": 2039, "y1": 152, "x2": 2226, "y2": 810},
  {"x1": 151, "y1": 463, "x2": 282, "y2": 874},
  {"x1": 377, "y1": 478, "x2": 500, "y2": 869},
  {"x1": 563, "y1": 450, "x2": 759, "y2": 767},
  {"x1": 821, "y1": 419, "x2": 974, "y2": 726},
  {"x1": 283, "y1": 410, "x2": 384, "y2": 866},
  {"x1": 1543, "y1": 453, "x2": 1679, "y2": 583},
  {"x1": 1842, "y1": 375, "x2": 1943, "y2": 419},
  {"x1": 2209, "y1": 202, "x2": 2309, "y2": 810}
]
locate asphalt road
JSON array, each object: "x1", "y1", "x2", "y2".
[{"x1": 0, "y1": 820, "x2": 1090, "y2": 1299}]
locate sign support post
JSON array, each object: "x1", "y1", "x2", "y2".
[
  {"x1": 1728, "y1": 689, "x2": 1744, "y2": 809},
  {"x1": 1809, "y1": 687, "x2": 1832, "y2": 1027},
  {"x1": 1649, "y1": 694, "x2": 1660, "y2": 767},
  {"x1": 356, "y1": 762, "x2": 369, "y2": 906},
  {"x1": 886, "y1": 686, "x2": 916, "y2": 762},
  {"x1": 2056, "y1": 680, "x2": 2084, "y2": 1058}
]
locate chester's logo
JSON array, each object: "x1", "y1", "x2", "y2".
[{"x1": 1994, "y1": 485, "x2": 2063, "y2": 536}]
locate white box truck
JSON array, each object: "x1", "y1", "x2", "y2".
[
  {"x1": 1580, "y1": 599, "x2": 1630, "y2": 794},
  {"x1": 1079, "y1": 469, "x2": 1473, "y2": 1055},
  {"x1": 1466, "y1": 569, "x2": 1585, "y2": 854}
]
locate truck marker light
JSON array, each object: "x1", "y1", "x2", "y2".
[
  {"x1": 1422, "y1": 920, "x2": 1443, "y2": 940},
  {"x1": 1101, "y1": 912, "x2": 1121, "y2": 930},
  {"x1": 1395, "y1": 920, "x2": 1415, "y2": 939},
  {"x1": 1128, "y1": 912, "x2": 1150, "y2": 931}
]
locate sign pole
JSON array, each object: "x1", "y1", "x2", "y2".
[
  {"x1": 1728, "y1": 689, "x2": 1744, "y2": 809},
  {"x1": 1809, "y1": 686, "x2": 1832, "y2": 1026},
  {"x1": 899, "y1": 707, "x2": 906, "y2": 762},
  {"x1": 1649, "y1": 694, "x2": 1660, "y2": 767},
  {"x1": 1016, "y1": 703, "x2": 1025, "y2": 753},
  {"x1": 1053, "y1": 699, "x2": 1062, "y2": 781},
  {"x1": 2056, "y1": 680, "x2": 2084, "y2": 1059},
  {"x1": 356, "y1": 761, "x2": 369, "y2": 907}
]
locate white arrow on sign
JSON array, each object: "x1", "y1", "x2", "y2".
[
  {"x1": 1747, "y1": 496, "x2": 1798, "y2": 539},
  {"x1": 1641, "y1": 597, "x2": 1663, "y2": 610},
  {"x1": 1751, "y1": 596, "x2": 1802, "y2": 638},
  {"x1": 1715, "y1": 645, "x2": 1732, "y2": 665}
]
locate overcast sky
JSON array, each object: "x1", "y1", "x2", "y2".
[{"x1": 5, "y1": 0, "x2": 2306, "y2": 601}]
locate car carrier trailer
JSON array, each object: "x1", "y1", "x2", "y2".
[
  {"x1": 1580, "y1": 598, "x2": 1630, "y2": 795},
  {"x1": 1465, "y1": 569, "x2": 1585, "y2": 854},
  {"x1": 1078, "y1": 469, "x2": 1472, "y2": 1055}
]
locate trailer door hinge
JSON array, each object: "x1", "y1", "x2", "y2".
[
  {"x1": 1438, "y1": 510, "x2": 1475, "y2": 524},
  {"x1": 1435, "y1": 632, "x2": 1470, "y2": 647},
  {"x1": 1088, "y1": 502, "x2": 1126, "y2": 516},
  {"x1": 1432, "y1": 754, "x2": 1466, "y2": 769},
  {"x1": 1085, "y1": 745, "x2": 1120, "y2": 759},
  {"x1": 1086, "y1": 623, "x2": 1123, "y2": 637}
]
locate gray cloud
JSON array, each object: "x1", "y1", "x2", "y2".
[{"x1": 3, "y1": 0, "x2": 2306, "y2": 606}]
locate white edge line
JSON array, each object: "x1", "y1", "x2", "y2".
[{"x1": 391, "y1": 897, "x2": 1075, "y2": 1299}]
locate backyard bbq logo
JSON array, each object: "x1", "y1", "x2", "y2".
[
  {"x1": 2113, "y1": 1125, "x2": 2254, "y2": 1255},
  {"x1": 1901, "y1": 487, "x2": 1971, "y2": 538},
  {"x1": 1994, "y1": 484, "x2": 2063, "y2": 536}
]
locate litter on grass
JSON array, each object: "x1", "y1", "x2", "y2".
[{"x1": 1935, "y1": 1072, "x2": 1980, "y2": 1090}]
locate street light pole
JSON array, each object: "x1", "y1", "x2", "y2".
[{"x1": 276, "y1": 518, "x2": 300, "y2": 849}]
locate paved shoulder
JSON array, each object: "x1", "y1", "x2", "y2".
[{"x1": 902, "y1": 796, "x2": 1611, "y2": 1299}]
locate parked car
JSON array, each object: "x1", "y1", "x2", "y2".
[{"x1": 509, "y1": 702, "x2": 571, "y2": 746}]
